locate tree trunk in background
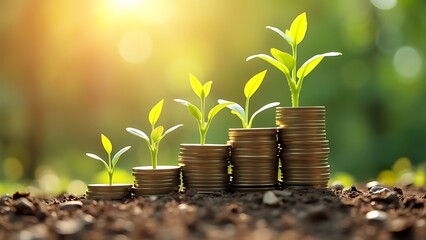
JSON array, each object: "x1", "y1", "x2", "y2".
[{"x1": 21, "y1": 2, "x2": 43, "y2": 180}]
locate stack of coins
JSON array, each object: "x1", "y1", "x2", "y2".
[
  {"x1": 132, "y1": 166, "x2": 181, "y2": 196},
  {"x1": 276, "y1": 106, "x2": 330, "y2": 188},
  {"x1": 86, "y1": 184, "x2": 132, "y2": 200},
  {"x1": 228, "y1": 128, "x2": 279, "y2": 191},
  {"x1": 179, "y1": 144, "x2": 230, "y2": 193}
]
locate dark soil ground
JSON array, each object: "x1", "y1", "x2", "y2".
[{"x1": 1, "y1": 184, "x2": 425, "y2": 240}]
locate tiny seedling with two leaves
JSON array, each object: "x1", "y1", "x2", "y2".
[
  {"x1": 175, "y1": 74, "x2": 232, "y2": 145},
  {"x1": 247, "y1": 12, "x2": 342, "y2": 107},
  {"x1": 126, "y1": 99, "x2": 183, "y2": 169},
  {"x1": 219, "y1": 70, "x2": 280, "y2": 128},
  {"x1": 86, "y1": 134, "x2": 131, "y2": 185}
]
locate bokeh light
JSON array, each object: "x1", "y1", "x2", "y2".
[
  {"x1": 370, "y1": 0, "x2": 398, "y2": 10},
  {"x1": 393, "y1": 46, "x2": 422, "y2": 79}
]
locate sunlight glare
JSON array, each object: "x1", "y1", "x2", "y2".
[{"x1": 118, "y1": 30, "x2": 152, "y2": 63}]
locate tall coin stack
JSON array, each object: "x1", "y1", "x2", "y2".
[
  {"x1": 178, "y1": 144, "x2": 230, "y2": 193},
  {"x1": 86, "y1": 184, "x2": 132, "y2": 200},
  {"x1": 276, "y1": 106, "x2": 330, "y2": 189},
  {"x1": 132, "y1": 166, "x2": 181, "y2": 196},
  {"x1": 228, "y1": 128, "x2": 279, "y2": 191}
]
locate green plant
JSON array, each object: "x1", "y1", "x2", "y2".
[
  {"x1": 126, "y1": 99, "x2": 182, "y2": 169},
  {"x1": 175, "y1": 74, "x2": 232, "y2": 145},
  {"x1": 218, "y1": 70, "x2": 280, "y2": 128},
  {"x1": 86, "y1": 134, "x2": 131, "y2": 185},
  {"x1": 247, "y1": 12, "x2": 342, "y2": 107}
]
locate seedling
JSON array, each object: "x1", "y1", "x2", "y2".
[
  {"x1": 126, "y1": 99, "x2": 183, "y2": 169},
  {"x1": 175, "y1": 74, "x2": 232, "y2": 145},
  {"x1": 247, "y1": 12, "x2": 342, "y2": 107},
  {"x1": 86, "y1": 134, "x2": 131, "y2": 185},
  {"x1": 218, "y1": 70, "x2": 280, "y2": 128}
]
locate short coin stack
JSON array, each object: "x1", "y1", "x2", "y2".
[
  {"x1": 132, "y1": 166, "x2": 181, "y2": 196},
  {"x1": 86, "y1": 184, "x2": 132, "y2": 200},
  {"x1": 276, "y1": 107, "x2": 330, "y2": 189},
  {"x1": 179, "y1": 144, "x2": 230, "y2": 193},
  {"x1": 228, "y1": 128, "x2": 279, "y2": 191}
]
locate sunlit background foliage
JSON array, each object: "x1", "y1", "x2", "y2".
[{"x1": 1, "y1": 0, "x2": 425, "y2": 194}]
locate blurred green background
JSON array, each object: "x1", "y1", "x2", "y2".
[{"x1": 1, "y1": 0, "x2": 425, "y2": 195}]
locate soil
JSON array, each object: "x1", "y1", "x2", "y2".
[{"x1": 1, "y1": 185, "x2": 425, "y2": 240}]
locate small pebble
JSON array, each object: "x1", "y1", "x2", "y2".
[
  {"x1": 330, "y1": 183, "x2": 344, "y2": 191},
  {"x1": 81, "y1": 214, "x2": 96, "y2": 226},
  {"x1": 14, "y1": 198, "x2": 36, "y2": 215},
  {"x1": 369, "y1": 186, "x2": 390, "y2": 194},
  {"x1": 54, "y1": 218, "x2": 84, "y2": 235},
  {"x1": 366, "y1": 181, "x2": 381, "y2": 189},
  {"x1": 262, "y1": 191, "x2": 280, "y2": 206},
  {"x1": 0, "y1": 194, "x2": 12, "y2": 206},
  {"x1": 383, "y1": 192, "x2": 400, "y2": 205},
  {"x1": 350, "y1": 185, "x2": 359, "y2": 192},
  {"x1": 17, "y1": 224, "x2": 48, "y2": 240},
  {"x1": 273, "y1": 190, "x2": 292, "y2": 197},
  {"x1": 365, "y1": 210, "x2": 387, "y2": 222},
  {"x1": 59, "y1": 201, "x2": 83, "y2": 211},
  {"x1": 393, "y1": 187, "x2": 403, "y2": 195}
]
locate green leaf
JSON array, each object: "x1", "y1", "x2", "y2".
[
  {"x1": 218, "y1": 99, "x2": 246, "y2": 121},
  {"x1": 175, "y1": 99, "x2": 202, "y2": 121},
  {"x1": 297, "y1": 52, "x2": 342, "y2": 79},
  {"x1": 244, "y1": 70, "x2": 267, "y2": 99},
  {"x1": 112, "y1": 146, "x2": 131, "y2": 168},
  {"x1": 202, "y1": 81, "x2": 213, "y2": 99},
  {"x1": 189, "y1": 74, "x2": 203, "y2": 98},
  {"x1": 151, "y1": 126, "x2": 164, "y2": 143},
  {"x1": 149, "y1": 99, "x2": 164, "y2": 127},
  {"x1": 246, "y1": 54, "x2": 290, "y2": 76},
  {"x1": 270, "y1": 48, "x2": 295, "y2": 72},
  {"x1": 86, "y1": 153, "x2": 110, "y2": 171},
  {"x1": 101, "y1": 134, "x2": 112, "y2": 155},
  {"x1": 266, "y1": 26, "x2": 293, "y2": 46},
  {"x1": 163, "y1": 124, "x2": 183, "y2": 137},
  {"x1": 126, "y1": 127, "x2": 150, "y2": 143},
  {"x1": 207, "y1": 102, "x2": 233, "y2": 122},
  {"x1": 231, "y1": 110, "x2": 246, "y2": 127},
  {"x1": 289, "y1": 12, "x2": 307, "y2": 45},
  {"x1": 248, "y1": 102, "x2": 280, "y2": 128}
]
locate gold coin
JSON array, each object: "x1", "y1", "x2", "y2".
[
  {"x1": 132, "y1": 188, "x2": 178, "y2": 196},
  {"x1": 87, "y1": 184, "x2": 132, "y2": 192}
]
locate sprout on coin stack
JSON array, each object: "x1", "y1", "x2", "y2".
[
  {"x1": 219, "y1": 70, "x2": 280, "y2": 191},
  {"x1": 247, "y1": 12, "x2": 342, "y2": 188},
  {"x1": 126, "y1": 99, "x2": 183, "y2": 196},
  {"x1": 85, "y1": 134, "x2": 132, "y2": 200},
  {"x1": 175, "y1": 74, "x2": 233, "y2": 193}
]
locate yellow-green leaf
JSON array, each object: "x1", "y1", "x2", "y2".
[
  {"x1": 270, "y1": 48, "x2": 295, "y2": 72},
  {"x1": 101, "y1": 134, "x2": 112, "y2": 155},
  {"x1": 149, "y1": 99, "x2": 164, "y2": 127},
  {"x1": 151, "y1": 126, "x2": 164, "y2": 143},
  {"x1": 246, "y1": 54, "x2": 290, "y2": 76},
  {"x1": 189, "y1": 74, "x2": 203, "y2": 98},
  {"x1": 244, "y1": 70, "x2": 267, "y2": 99},
  {"x1": 297, "y1": 52, "x2": 342, "y2": 79},
  {"x1": 202, "y1": 81, "x2": 212, "y2": 99},
  {"x1": 289, "y1": 12, "x2": 307, "y2": 45}
]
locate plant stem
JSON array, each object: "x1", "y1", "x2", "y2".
[
  {"x1": 244, "y1": 98, "x2": 250, "y2": 128},
  {"x1": 108, "y1": 153, "x2": 112, "y2": 185},
  {"x1": 292, "y1": 92, "x2": 299, "y2": 108},
  {"x1": 291, "y1": 44, "x2": 299, "y2": 108},
  {"x1": 150, "y1": 146, "x2": 158, "y2": 169},
  {"x1": 200, "y1": 97, "x2": 206, "y2": 145}
]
